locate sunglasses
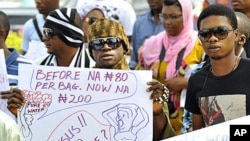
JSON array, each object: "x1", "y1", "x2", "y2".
[
  {"x1": 84, "y1": 17, "x2": 98, "y2": 25},
  {"x1": 198, "y1": 26, "x2": 234, "y2": 42},
  {"x1": 43, "y1": 28, "x2": 55, "y2": 38},
  {"x1": 89, "y1": 37, "x2": 122, "y2": 50}
]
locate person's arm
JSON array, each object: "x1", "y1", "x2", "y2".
[
  {"x1": 7, "y1": 88, "x2": 25, "y2": 117},
  {"x1": 192, "y1": 113, "x2": 204, "y2": 130},
  {"x1": 165, "y1": 77, "x2": 188, "y2": 93},
  {"x1": 147, "y1": 81, "x2": 176, "y2": 140},
  {"x1": 153, "y1": 104, "x2": 176, "y2": 140},
  {"x1": 153, "y1": 108, "x2": 167, "y2": 140}
]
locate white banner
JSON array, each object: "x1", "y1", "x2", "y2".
[{"x1": 162, "y1": 116, "x2": 250, "y2": 141}]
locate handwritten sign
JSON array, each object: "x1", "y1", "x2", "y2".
[
  {"x1": 163, "y1": 116, "x2": 250, "y2": 141},
  {"x1": 0, "y1": 49, "x2": 10, "y2": 114},
  {"x1": 0, "y1": 49, "x2": 9, "y2": 90},
  {"x1": 24, "y1": 40, "x2": 48, "y2": 60},
  {"x1": 18, "y1": 64, "x2": 153, "y2": 141}
]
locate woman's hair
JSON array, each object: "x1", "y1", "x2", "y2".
[
  {"x1": 163, "y1": 0, "x2": 182, "y2": 12},
  {"x1": 197, "y1": 4, "x2": 237, "y2": 30}
]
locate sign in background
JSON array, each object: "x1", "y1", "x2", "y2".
[
  {"x1": 0, "y1": 49, "x2": 11, "y2": 115},
  {"x1": 18, "y1": 64, "x2": 153, "y2": 141}
]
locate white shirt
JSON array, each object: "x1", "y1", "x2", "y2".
[
  {"x1": 0, "y1": 110, "x2": 24, "y2": 141},
  {"x1": 21, "y1": 14, "x2": 45, "y2": 52}
]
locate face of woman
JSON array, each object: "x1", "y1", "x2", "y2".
[
  {"x1": 161, "y1": 4, "x2": 184, "y2": 36},
  {"x1": 82, "y1": 9, "x2": 105, "y2": 43}
]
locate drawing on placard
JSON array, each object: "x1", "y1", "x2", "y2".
[
  {"x1": 19, "y1": 102, "x2": 34, "y2": 141},
  {"x1": 102, "y1": 103, "x2": 149, "y2": 141}
]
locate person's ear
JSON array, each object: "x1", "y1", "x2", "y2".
[{"x1": 238, "y1": 34, "x2": 246, "y2": 45}]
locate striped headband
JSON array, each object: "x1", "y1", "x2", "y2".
[{"x1": 44, "y1": 8, "x2": 84, "y2": 48}]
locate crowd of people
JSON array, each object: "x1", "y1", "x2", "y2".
[{"x1": 1, "y1": 0, "x2": 250, "y2": 140}]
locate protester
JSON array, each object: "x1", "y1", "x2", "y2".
[
  {"x1": 185, "y1": 4, "x2": 250, "y2": 130},
  {"x1": 87, "y1": 18, "x2": 176, "y2": 140},
  {"x1": 76, "y1": 0, "x2": 137, "y2": 66},
  {"x1": 7, "y1": 8, "x2": 90, "y2": 117},
  {"x1": 20, "y1": 0, "x2": 59, "y2": 55},
  {"x1": 181, "y1": 10, "x2": 250, "y2": 133},
  {"x1": 37, "y1": 8, "x2": 90, "y2": 67},
  {"x1": 139, "y1": 0, "x2": 204, "y2": 134}
]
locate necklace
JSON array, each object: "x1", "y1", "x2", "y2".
[
  {"x1": 210, "y1": 56, "x2": 240, "y2": 73},
  {"x1": 232, "y1": 55, "x2": 240, "y2": 71}
]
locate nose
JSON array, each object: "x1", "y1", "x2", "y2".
[
  {"x1": 207, "y1": 33, "x2": 219, "y2": 42},
  {"x1": 42, "y1": 35, "x2": 48, "y2": 41},
  {"x1": 101, "y1": 43, "x2": 112, "y2": 51},
  {"x1": 162, "y1": 18, "x2": 172, "y2": 25}
]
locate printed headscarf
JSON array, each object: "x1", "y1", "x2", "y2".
[
  {"x1": 76, "y1": 0, "x2": 119, "y2": 22},
  {"x1": 44, "y1": 8, "x2": 83, "y2": 48}
]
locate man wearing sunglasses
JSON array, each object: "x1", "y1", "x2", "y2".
[
  {"x1": 185, "y1": 4, "x2": 250, "y2": 131},
  {"x1": 20, "y1": 0, "x2": 60, "y2": 55},
  {"x1": 87, "y1": 18, "x2": 176, "y2": 140},
  {"x1": 5, "y1": 8, "x2": 91, "y2": 118},
  {"x1": 37, "y1": 8, "x2": 90, "y2": 68}
]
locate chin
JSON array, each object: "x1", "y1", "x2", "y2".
[
  {"x1": 102, "y1": 64, "x2": 115, "y2": 69},
  {"x1": 210, "y1": 56, "x2": 222, "y2": 60}
]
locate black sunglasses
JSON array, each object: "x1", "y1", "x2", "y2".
[
  {"x1": 198, "y1": 26, "x2": 234, "y2": 42},
  {"x1": 84, "y1": 17, "x2": 98, "y2": 25},
  {"x1": 89, "y1": 37, "x2": 122, "y2": 50},
  {"x1": 43, "y1": 28, "x2": 55, "y2": 38}
]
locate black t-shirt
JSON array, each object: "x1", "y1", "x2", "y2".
[{"x1": 185, "y1": 58, "x2": 250, "y2": 127}]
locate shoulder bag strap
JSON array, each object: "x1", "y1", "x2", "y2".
[
  {"x1": 175, "y1": 47, "x2": 186, "y2": 70},
  {"x1": 159, "y1": 46, "x2": 186, "y2": 70},
  {"x1": 32, "y1": 18, "x2": 43, "y2": 41}
]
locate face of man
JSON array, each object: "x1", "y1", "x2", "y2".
[
  {"x1": 198, "y1": 15, "x2": 238, "y2": 60},
  {"x1": 42, "y1": 28, "x2": 66, "y2": 55},
  {"x1": 35, "y1": 0, "x2": 59, "y2": 15},
  {"x1": 231, "y1": 0, "x2": 250, "y2": 14},
  {"x1": 147, "y1": 0, "x2": 163, "y2": 11},
  {"x1": 91, "y1": 37, "x2": 125, "y2": 68}
]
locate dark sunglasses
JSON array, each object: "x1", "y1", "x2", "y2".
[
  {"x1": 43, "y1": 28, "x2": 55, "y2": 38},
  {"x1": 84, "y1": 17, "x2": 98, "y2": 25},
  {"x1": 89, "y1": 37, "x2": 122, "y2": 50},
  {"x1": 198, "y1": 26, "x2": 234, "y2": 42}
]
